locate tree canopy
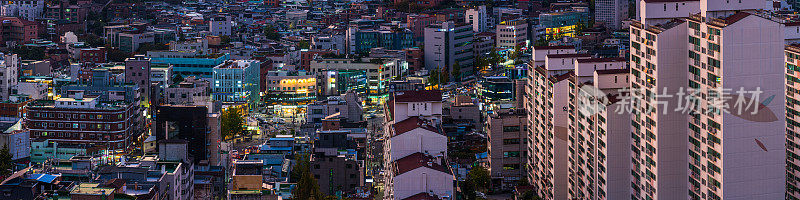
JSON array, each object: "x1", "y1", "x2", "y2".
[
  {"x1": 221, "y1": 107, "x2": 245, "y2": 140},
  {"x1": 460, "y1": 165, "x2": 491, "y2": 200},
  {"x1": 291, "y1": 154, "x2": 324, "y2": 200},
  {"x1": 0, "y1": 145, "x2": 13, "y2": 177}
]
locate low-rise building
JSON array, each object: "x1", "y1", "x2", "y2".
[
  {"x1": 486, "y1": 109, "x2": 526, "y2": 189},
  {"x1": 212, "y1": 60, "x2": 260, "y2": 108},
  {"x1": 164, "y1": 76, "x2": 209, "y2": 105},
  {"x1": 264, "y1": 70, "x2": 316, "y2": 105},
  {"x1": 26, "y1": 96, "x2": 139, "y2": 154},
  {"x1": 306, "y1": 91, "x2": 362, "y2": 125}
]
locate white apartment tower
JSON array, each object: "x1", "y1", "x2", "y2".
[
  {"x1": 595, "y1": 0, "x2": 629, "y2": 30},
  {"x1": 526, "y1": 50, "x2": 590, "y2": 200},
  {"x1": 786, "y1": 44, "x2": 800, "y2": 200},
  {"x1": 629, "y1": 19, "x2": 691, "y2": 200},
  {"x1": 637, "y1": 0, "x2": 699, "y2": 25},
  {"x1": 566, "y1": 58, "x2": 630, "y2": 199},
  {"x1": 630, "y1": 0, "x2": 786, "y2": 199},
  {"x1": 685, "y1": 10, "x2": 785, "y2": 200}
]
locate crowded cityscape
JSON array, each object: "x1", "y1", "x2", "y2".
[{"x1": 0, "y1": 0, "x2": 796, "y2": 199}]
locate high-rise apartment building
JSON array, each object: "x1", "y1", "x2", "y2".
[
  {"x1": 628, "y1": 1, "x2": 786, "y2": 199},
  {"x1": 566, "y1": 58, "x2": 629, "y2": 199},
  {"x1": 629, "y1": 19, "x2": 691, "y2": 200},
  {"x1": 786, "y1": 44, "x2": 800, "y2": 200},
  {"x1": 684, "y1": 9, "x2": 785, "y2": 200},
  {"x1": 526, "y1": 50, "x2": 590, "y2": 200}
]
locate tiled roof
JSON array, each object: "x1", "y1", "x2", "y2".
[
  {"x1": 394, "y1": 90, "x2": 442, "y2": 102},
  {"x1": 643, "y1": 0, "x2": 698, "y2": 2},
  {"x1": 392, "y1": 116, "x2": 440, "y2": 137},
  {"x1": 402, "y1": 193, "x2": 443, "y2": 200},
  {"x1": 533, "y1": 45, "x2": 574, "y2": 50},
  {"x1": 722, "y1": 12, "x2": 750, "y2": 25},
  {"x1": 546, "y1": 53, "x2": 591, "y2": 58},
  {"x1": 577, "y1": 57, "x2": 627, "y2": 63},
  {"x1": 596, "y1": 68, "x2": 630, "y2": 74},
  {"x1": 392, "y1": 152, "x2": 451, "y2": 175}
]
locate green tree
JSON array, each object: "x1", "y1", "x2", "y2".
[
  {"x1": 11, "y1": 46, "x2": 46, "y2": 60},
  {"x1": 460, "y1": 166, "x2": 491, "y2": 200},
  {"x1": 137, "y1": 43, "x2": 169, "y2": 54},
  {"x1": 0, "y1": 145, "x2": 12, "y2": 176},
  {"x1": 83, "y1": 34, "x2": 105, "y2": 47},
  {"x1": 298, "y1": 40, "x2": 310, "y2": 49},
  {"x1": 291, "y1": 154, "x2": 323, "y2": 199},
  {"x1": 221, "y1": 36, "x2": 232, "y2": 45},
  {"x1": 451, "y1": 62, "x2": 461, "y2": 82},
  {"x1": 467, "y1": 166, "x2": 490, "y2": 192},
  {"x1": 428, "y1": 68, "x2": 440, "y2": 86},
  {"x1": 575, "y1": 21, "x2": 587, "y2": 36},
  {"x1": 510, "y1": 45, "x2": 523, "y2": 61},
  {"x1": 172, "y1": 74, "x2": 184, "y2": 84},
  {"x1": 520, "y1": 190, "x2": 542, "y2": 200},
  {"x1": 264, "y1": 25, "x2": 281, "y2": 40},
  {"x1": 221, "y1": 107, "x2": 245, "y2": 140},
  {"x1": 534, "y1": 36, "x2": 552, "y2": 47},
  {"x1": 461, "y1": 179, "x2": 477, "y2": 200},
  {"x1": 488, "y1": 48, "x2": 503, "y2": 66},
  {"x1": 107, "y1": 48, "x2": 132, "y2": 62},
  {"x1": 474, "y1": 55, "x2": 487, "y2": 74}
]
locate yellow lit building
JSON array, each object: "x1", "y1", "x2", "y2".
[{"x1": 264, "y1": 70, "x2": 317, "y2": 105}]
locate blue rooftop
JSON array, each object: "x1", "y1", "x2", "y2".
[
  {"x1": 260, "y1": 145, "x2": 293, "y2": 151},
  {"x1": 29, "y1": 174, "x2": 59, "y2": 184}
]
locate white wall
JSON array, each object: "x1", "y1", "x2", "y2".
[
  {"x1": 545, "y1": 55, "x2": 590, "y2": 71},
  {"x1": 392, "y1": 168, "x2": 453, "y2": 200},
  {"x1": 640, "y1": 0, "x2": 700, "y2": 26},
  {"x1": 718, "y1": 14, "x2": 785, "y2": 199},
  {"x1": 389, "y1": 128, "x2": 447, "y2": 163},
  {"x1": 532, "y1": 47, "x2": 576, "y2": 66}
]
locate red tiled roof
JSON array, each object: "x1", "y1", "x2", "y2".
[
  {"x1": 386, "y1": 99, "x2": 395, "y2": 117},
  {"x1": 577, "y1": 57, "x2": 627, "y2": 63},
  {"x1": 546, "y1": 53, "x2": 591, "y2": 58},
  {"x1": 549, "y1": 71, "x2": 574, "y2": 83},
  {"x1": 722, "y1": 12, "x2": 750, "y2": 25},
  {"x1": 784, "y1": 21, "x2": 800, "y2": 26},
  {"x1": 394, "y1": 90, "x2": 442, "y2": 102},
  {"x1": 533, "y1": 45, "x2": 573, "y2": 50},
  {"x1": 402, "y1": 193, "x2": 443, "y2": 200},
  {"x1": 643, "y1": 0, "x2": 698, "y2": 2},
  {"x1": 596, "y1": 68, "x2": 630, "y2": 75},
  {"x1": 392, "y1": 116, "x2": 440, "y2": 137},
  {"x1": 393, "y1": 152, "x2": 451, "y2": 175}
]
